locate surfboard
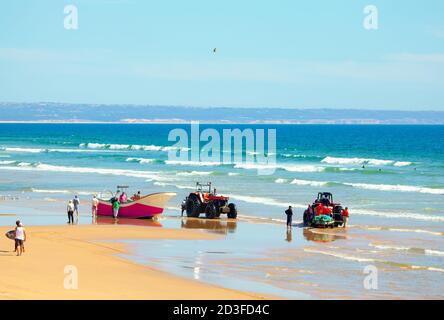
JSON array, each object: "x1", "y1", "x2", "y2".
[{"x1": 5, "y1": 230, "x2": 15, "y2": 240}]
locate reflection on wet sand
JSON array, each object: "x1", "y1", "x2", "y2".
[
  {"x1": 181, "y1": 218, "x2": 237, "y2": 234},
  {"x1": 94, "y1": 216, "x2": 163, "y2": 227},
  {"x1": 286, "y1": 229, "x2": 292, "y2": 242},
  {"x1": 303, "y1": 228, "x2": 347, "y2": 243}
]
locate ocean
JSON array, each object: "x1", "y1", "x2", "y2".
[
  {"x1": 0, "y1": 123, "x2": 443, "y2": 298},
  {"x1": 0, "y1": 124, "x2": 443, "y2": 225}
]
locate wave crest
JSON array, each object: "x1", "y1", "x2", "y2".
[{"x1": 321, "y1": 156, "x2": 412, "y2": 167}]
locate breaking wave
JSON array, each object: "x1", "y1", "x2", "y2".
[
  {"x1": 0, "y1": 163, "x2": 170, "y2": 182},
  {"x1": 274, "y1": 176, "x2": 444, "y2": 196},
  {"x1": 303, "y1": 248, "x2": 376, "y2": 263},
  {"x1": 369, "y1": 243, "x2": 444, "y2": 257},
  {"x1": 165, "y1": 160, "x2": 223, "y2": 167},
  {"x1": 352, "y1": 208, "x2": 444, "y2": 222},
  {"x1": 79, "y1": 142, "x2": 189, "y2": 152},
  {"x1": 225, "y1": 194, "x2": 306, "y2": 209},
  {"x1": 1, "y1": 147, "x2": 97, "y2": 153},
  {"x1": 176, "y1": 171, "x2": 213, "y2": 176},
  {"x1": 153, "y1": 181, "x2": 194, "y2": 190},
  {"x1": 343, "y1": 182, "x2": 444, "y2": 195},
  {"x1": 0, "y1": 160, "x2": 17, "y2": 165},
  {"x1": 126, "y1": 157, "x2": 159, "y2": 164},
  {"x1": 30, "y1": 188, "x2": 95, "y2": 196},
  {"x1": 321, "y1": 156, "x2": 412, "y2": 167},
  {"x1": 234, "y1": 163, "x2": 325, "y2": 173},
  {"x1": 290, "y1": 179, "x2": 329, "y2": 187}
]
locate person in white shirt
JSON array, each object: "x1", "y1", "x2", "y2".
[
  {"x1": 92, "y1": 195, "x2": 99, "y2": 216},
  {"x1": 14, "y1": 220, "x2": 26, "y2": 256},
  {"x1": 67, "y1": 200, "x2": 75, "y2": 224}
]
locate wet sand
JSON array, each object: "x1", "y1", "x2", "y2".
[
  {"x1": 0, "y1": 197, "x2": 443, "y2": 299},
  {"x1": 0, "y1": 224, "x2": 271, "y2": 300}
]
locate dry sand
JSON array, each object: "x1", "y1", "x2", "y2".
[{"x1": 0, "y1": 224, "x2": 270, "y2": 300}]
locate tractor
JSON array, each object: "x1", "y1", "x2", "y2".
[
  {"x1": 183, "y1": 182, "x2": 238, "y2": 219},
  {"x1": 307, "y1": 192, "x2": 346, "y2": 228}
]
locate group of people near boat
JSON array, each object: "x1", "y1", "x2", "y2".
[
  {"x1": 68, "y1": 190, "x2": 142, "y2": 221},
  {"x1": 107, "y1": 190, "x2": 142, "y2": 218}
]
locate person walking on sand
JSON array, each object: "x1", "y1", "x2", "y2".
[
  {"x1": 285, "y1": 206, "x2": 293, "y2": 229},
  {"x1": 14, "y1": 220, "x2": 26, "y2": 256},
  {"x1": 91, "y1": 195, "x2": 99, "y2": 217},
  {"x1": 342, "y1": 207, "x2": 350, "y2": 227},
  {"x1": 73, "y1": 195, "x2": 80, "y2": 219},
  {"x1": 112, "y1": 197, "x2": 120, "y2": 219},
  {"x1": 67, "y1": 200, "x2": 75, "y2": 224}
]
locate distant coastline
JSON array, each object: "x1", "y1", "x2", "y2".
[
  {"x1": 0, "y1": 120, "x2": 443, "y2": 125},
  {"x1": 1, "y1": 102, "x2": 444, "y2": 124}
]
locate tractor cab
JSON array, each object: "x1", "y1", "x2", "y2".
[
  {"x1": 195, "y1": 182, "x2": 228, "y2": 202},
  {"x1": 196, "y1": 182, "x2": 213, "y2": 194},
  {"x1": 316, "y1": 192, "x2": 334, "y2": 207}
]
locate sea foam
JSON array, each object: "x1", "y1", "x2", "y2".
[
  {"x1": 80, "y1": 142, "x2": 189, "y2": 152},
  {"x1": 321, "y1": 156, "x2": 412, "y2": 167},
  {"x1": 344, "y1": 182, "x2": 444, "y2": 195}
]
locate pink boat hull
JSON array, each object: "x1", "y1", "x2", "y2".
[{"x1": 97, "y1": 192, "x2": 176, "y2": 219}]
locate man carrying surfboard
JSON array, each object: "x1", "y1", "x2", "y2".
[{"x1": 14, "y1": 220, "x2": 26, "y2": 256}]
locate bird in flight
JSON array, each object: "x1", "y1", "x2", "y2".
[{"x1": 213, "y1": 48, "x2": 217, "y2": 53}]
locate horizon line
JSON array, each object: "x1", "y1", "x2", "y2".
[{"x1": 1, "y1": 101, "x2": 444, "y2": 113}]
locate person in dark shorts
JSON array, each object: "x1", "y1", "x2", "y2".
[
  {"x1": 67, "y1": 200, "x2": 75, "y2": 224},
  {"x1": 14, "y1": 220, "x2": 26, "y2": 256},
  {"x1": 285, "y1": 206, "x2": 293, "y2": 229}
]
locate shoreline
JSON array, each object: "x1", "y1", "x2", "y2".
[{"x1": 0, "y1": 224, "x2": 273, "y2": 300}]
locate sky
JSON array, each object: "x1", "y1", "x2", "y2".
[{"x1": 0, "y1": 0, "x2": 443, "y2": 110}]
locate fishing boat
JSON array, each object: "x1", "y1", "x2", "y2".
[{"x1": 97, "y1": 186, "x2": 176, "y2": 219}]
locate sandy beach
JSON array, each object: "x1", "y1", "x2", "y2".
[{"x1": 0, "y1": 224, "x2": 270, "y2": 300}]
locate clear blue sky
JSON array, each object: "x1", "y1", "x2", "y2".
[{"x1": 0, "y1": 0, "x2": 443, "y2": 110}]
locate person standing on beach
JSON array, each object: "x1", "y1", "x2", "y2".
[
  {"x1": 67, "y1": 200, "x2": 75, "y2": 224},
  {"x1": 342, "y1": 207, "x2": 349, "y2": 227},
  {"x1": 285, "y1": 206, "x2": 293, "y2": 229},
  {"x1": 315, "y1": 203, "x2": 324, "y2": 216},
  {"x1": 181, "y1": 197, "x2": 188, "y2": 217},
  {"x1": 112, "y1": 197, "x2": 120, "y2": 219},
  {"x1": 91, "y1": 195, "x2": 99, "y2": 217},
  {"x1": 73, "y1": 195, "x2": 80, "y2": 219},
  {"x1": 14, "y1": 220, "x2": 26, "y2": 256}
]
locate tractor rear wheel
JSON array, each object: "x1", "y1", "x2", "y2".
[
  {"x1": 205, "y1": 203, "x2": 217, "y2": 219},
  {"x1": 227, "y1": 203, "x2": 237, "y2": 219},
  {"x1": 186, "y1": 196, "x2": 201, "y2": 218}
]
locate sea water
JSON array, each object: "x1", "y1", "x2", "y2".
[{"x1": 0, "y1": 124, "x2": 443, "y2": 298}]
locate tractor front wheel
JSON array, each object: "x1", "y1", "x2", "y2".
[
  {"x1": 205, "y1": 203, "x2": 217, "y2": 219},
  {"x1": 227, "y1": 203, "x2": 237, "y2": 219},
  {"x1": 186, "y1": 196, "x2": 201, "y2": 218}
]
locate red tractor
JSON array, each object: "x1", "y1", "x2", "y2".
[
  {"x1": 306, "y1": 192, "x2": 346, "y2": 228},
  {"x1": 183, "y1": 182, "x2": 238, "y2": 219}
]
